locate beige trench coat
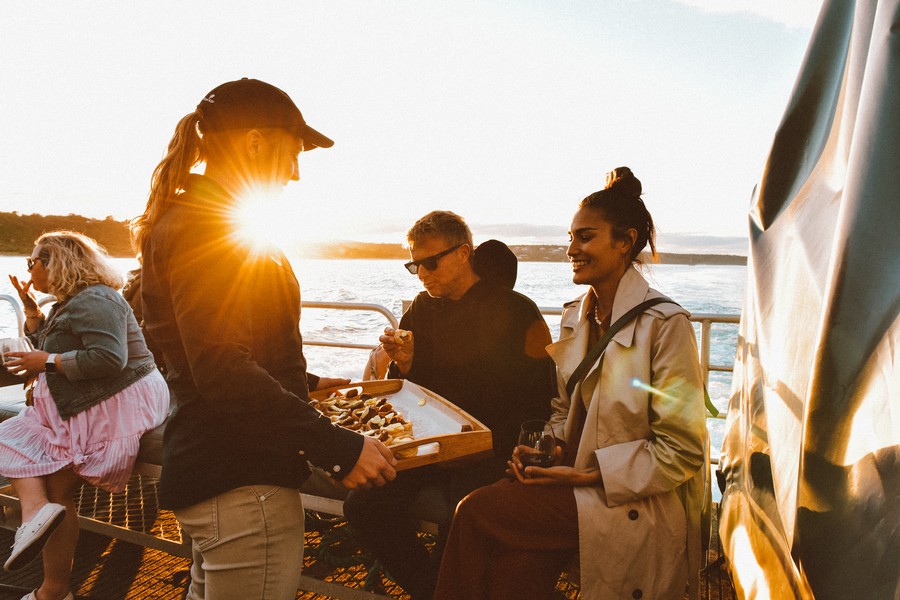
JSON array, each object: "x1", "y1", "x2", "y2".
[{"x1": 546, "y1": 267, "x2": 709, "y2": 600}]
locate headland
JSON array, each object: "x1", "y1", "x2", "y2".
[{"x1": 0, "y1": 212, "x2": 746, "y2": 265}]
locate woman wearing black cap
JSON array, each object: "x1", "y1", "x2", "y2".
[{"x1": 132, "y1": 78, "x2": 397, "y2": 600}]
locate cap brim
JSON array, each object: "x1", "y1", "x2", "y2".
[{"x1": 298, "y1": 123, "x2": 334, "y2": 150}]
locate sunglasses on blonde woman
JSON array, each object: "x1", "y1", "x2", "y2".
[{"x1": 26, "y1": 257, "x2": 46, "y2": 271}]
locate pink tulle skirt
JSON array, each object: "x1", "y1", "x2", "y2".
[{"x1": 0, "y1": 369, "x2": 169, "y2": 492}]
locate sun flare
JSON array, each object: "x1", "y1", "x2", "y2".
[{"x1": 229, "y1": 186, "x2": 324, "y2": 257}]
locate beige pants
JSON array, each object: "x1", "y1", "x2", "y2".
[{"x1": 175, "y1": 485, "x2": 305, "y2": 600}]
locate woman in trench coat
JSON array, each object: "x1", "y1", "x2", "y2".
[{"x1": 434, "y1": 167, "x2": 709, "y2": 600}]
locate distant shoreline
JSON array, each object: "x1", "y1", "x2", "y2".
[
  {"x1": 1, "y1": 244, "x2": 746, "y2": 266},
  {"x1": 0, "y1": 212, "x2": 747, "y2": 265},
  {"x1": 301, "y1": 242, "x2": 747, "y2": 265}
]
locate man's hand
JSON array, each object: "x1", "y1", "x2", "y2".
[
  {"x1": 379, "y1": 327, "x2": 414, "y2": 375},
  {"x1": 341, "y1": 436, "x2": 398, "y2": 490}
]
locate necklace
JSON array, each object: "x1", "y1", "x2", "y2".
[{"x1": 593, "y1": 303, "x2": 610, "y2": 328}]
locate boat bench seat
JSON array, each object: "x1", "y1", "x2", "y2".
[{"x1": 0, "y1": 381, "x2": 26, "y2": 422}]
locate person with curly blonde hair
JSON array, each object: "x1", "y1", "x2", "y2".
[
  {"x1": 0, "y1": 231, "x2": 169, "y2": 600},
  {"x1": 28, "y1": 231, "x2": 124, "y2": 301}
]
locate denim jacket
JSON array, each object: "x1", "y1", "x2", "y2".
[{"x1": 29, "y1": 284, "x2": 156, "y2": 419}]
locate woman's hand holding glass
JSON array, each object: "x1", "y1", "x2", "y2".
[
  {"x1": 2, "y1": 337, "x2": 41, "y2": 378},
  {"x1": 516, "y1": 420, "x2": 557, "y2": 468},
  {"x1": 508, "y1": 419, "x2": 602, "y2": 487},
  {"x1": 2, "y1": 349, "x2": 49, "y2": 378}
]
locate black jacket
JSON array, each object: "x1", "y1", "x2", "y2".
[
  {"x1": 141, "y1": 175, "x2": 362, "y2": 509},
  {"x1": 389, "y1": 278, "x2": 556, "y2": 471}
]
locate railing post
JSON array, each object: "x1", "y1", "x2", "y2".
[
  {"x1": 699, "y1": 318, "x2": 712, "y2": 387},
  {"x1": 0, "y1": 294, "x2": 25, "y2": 337}
]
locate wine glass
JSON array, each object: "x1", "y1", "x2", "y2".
[
  {"x1": 517, "y1": 419, "x2": 556, "y2": 468},
  {"x1": 1, "y1": 337, "x2": 34, "y2": 378}
]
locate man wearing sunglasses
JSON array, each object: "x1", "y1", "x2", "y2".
[{"x1": 343, "y1": 210, "x2": 556, "y2": 600}]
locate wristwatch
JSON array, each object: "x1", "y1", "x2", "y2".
[{"x1": 45, "y1": 354, "x2": 58, "y2": 373}]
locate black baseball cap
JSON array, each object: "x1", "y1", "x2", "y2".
[{"x1": 196, "y1": 78, "x2": 334, "y2": 150}]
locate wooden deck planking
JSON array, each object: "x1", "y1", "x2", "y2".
[{"x1": 0, "y1": 477, "x2": 736, "y2": 600}]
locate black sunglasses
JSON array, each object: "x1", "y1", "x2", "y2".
[
  {"x1": 26, "y1": 256, "x2": 46, "y2": 271},
  {"x1": 404, "y1": 244, "x2": 463, "y2": 274}
]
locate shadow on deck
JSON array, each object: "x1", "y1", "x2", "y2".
[{"x1": 0, "y1": 476, "x2": 736, "y2": 599}]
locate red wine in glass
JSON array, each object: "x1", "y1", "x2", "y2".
[
  {"x1": 518, "y1": 420, "x2": 556, "y2": 469},
  {"x1": 520, "y1": 452, "x2": 555, "y2": 468}
]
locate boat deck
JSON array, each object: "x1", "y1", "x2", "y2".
[{"x1": 0, "y1": 475, "x2": 736, "y2": 600}]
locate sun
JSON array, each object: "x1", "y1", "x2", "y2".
[{"x1": 228, "y1": 186, "x2": 328, "y2": 257}]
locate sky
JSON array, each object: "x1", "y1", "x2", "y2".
[{"x1": 0, "y1": 0, "x2": 820, "y2": 253}]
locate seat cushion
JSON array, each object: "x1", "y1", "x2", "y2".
[
  {"x1": 136, "y1": 419, "x2": 167, "y2": 466},
  {"x1": 0, "y1": 385, "x2": 27, "y2": 422},
  {"x1": 0, "y1": 370, "x2": 27, "y2": 389}
]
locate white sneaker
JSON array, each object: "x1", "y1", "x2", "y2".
[{"x1": 4, "y1": 502, "x2": 66, "y2": 572}]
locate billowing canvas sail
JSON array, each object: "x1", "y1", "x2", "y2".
[{"x1": 719, "y1": 1, "x2": 900, "y2": 598}]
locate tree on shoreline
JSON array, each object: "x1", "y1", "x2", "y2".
[{"x1": 0, "y1": 212, "x2": 134, "y2": 256}]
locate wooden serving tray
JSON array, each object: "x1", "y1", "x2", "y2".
[{"x1": 310, "y1": 379, "x2": 493, "y2": 471}]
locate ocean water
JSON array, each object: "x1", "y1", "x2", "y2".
[{"x1": 0, "y1": 255, "x2": 744, "y2": 462}]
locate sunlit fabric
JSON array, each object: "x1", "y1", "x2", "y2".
[{"x1": 719, "y1": 1, "x2": 900, "y2": 598}]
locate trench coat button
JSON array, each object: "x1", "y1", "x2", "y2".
[
  {"x1": 628, "y1": 509, "x2": 639, "y2": 520},
  {"x1": 632, "y1": 589, "x2": 643, "y2": 599},
  {"x1": 298, "y1": 450, "x2": 305, "y2": 456},
  {"x1": 332, "y1": 465, "x2": 341, "y2": 473}
]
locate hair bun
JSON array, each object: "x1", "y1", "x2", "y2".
[{"x1": 604, "y1": 166, "x2": 641, "y2": 198}]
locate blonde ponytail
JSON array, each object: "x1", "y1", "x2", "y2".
[{"x1": 131, "y1": 111, "x2": 203, "y2": 252}]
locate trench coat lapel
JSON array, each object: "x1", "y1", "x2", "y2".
[
  {"x1": 546, "y1": 294, "x2": 591, "y2": 401},
  {"x1": 607, "y1": 267, "x2": 651, "y2": 350},
  {"x1": 547, "y1": 267, "x2": 652, "y2": 394}
]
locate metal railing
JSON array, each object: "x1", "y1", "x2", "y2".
[
  {"x1": 3, "y1": 295, "x2": 740, "y2": 395},
  {"x1": 2, "y1": 295, "x2": 739, "y2": 425},
  {"x1": 0, "y1": 294, "x2": 25, "y2": 337},
  {"x1": 301, "y1": 301, "x2": 399, "y2": 350},
  {"x1": 301, "y1": 300, "x2": 740, "y2": 403}
]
